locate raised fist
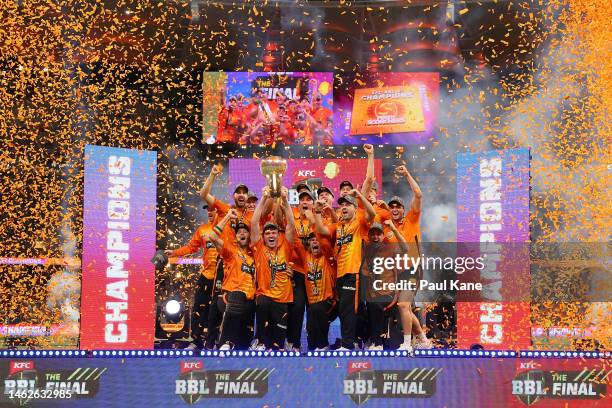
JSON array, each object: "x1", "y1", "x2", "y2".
[
  {"x1": 363, "y1": 144, "x2": 374, "y2": 155},
  {"x1": 211, "y1": 163, "x2": 223, "y2": 175},
  {"x1": 377, "y1": 200, "x2": 390, "y2": 210},
  {"x1": 396, "y1": 165, "x2": 408, "y2": 176}
]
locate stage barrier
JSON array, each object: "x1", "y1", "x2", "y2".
[{"x1": 1, "y1": 352, "x2": 609, "y2": 407}]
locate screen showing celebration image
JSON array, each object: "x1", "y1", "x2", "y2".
[
  {"x1": 333, "y1": 72, "x2": 439, "y2": 145},
  {"x1": 203, "y1": 72, "x2": 334, "y2": 145}
]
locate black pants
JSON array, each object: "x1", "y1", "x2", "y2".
[
  {"x1": 337, "y1": 273, "x2": 358, "y2": 349},
  {"x1": 367, "y1": 296, "x2": 395, "y2": 346},
  {"x1": 255, "y1": 295, "x2": 288, "y2": 350},
  {"x1": 306, "y1": 299, "x2": 337, "y2": 350},
  {"x1": 217, "y1": 291, "x2": 255, "y2": 349},
  {"x1": 204, "y1": 276, "x2": 224, "y2": 349},
  {"x1": 287, "y1": 273, "x2": 306, "y2": 348},
  {"x1": 191, "y1": 275, "x2": 214, "y2": 348}
]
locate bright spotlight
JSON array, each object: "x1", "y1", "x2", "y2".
[{"x1": 165, "y1": 299, "x2": 181, "y2": 315}]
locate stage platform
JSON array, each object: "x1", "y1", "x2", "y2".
[{"x1": 1, "y1": 349, "x2": 609, "y2": 407}]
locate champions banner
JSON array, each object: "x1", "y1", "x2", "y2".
[
  {"x1": 228, "y1": 158, "x2": 383, "y2": 205},
  {"x1": 456, "y1": 148, "x2": 531, "y2": 349},
  {"x1": 80, "y1": 145, "x2": 157, "y2": 350},
  {"x1": 333, "y1": 72, "x2": 439, "y2": 145},
  {"x1": 1, "y1": 357, "x2": 608, "y2": 407}
]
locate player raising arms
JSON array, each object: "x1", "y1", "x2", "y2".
[
  {"x1": 292, "y1": 229, "x2": 338, "y2": 351},
  {"x1": 285, "y1": 188, "x2": 317, "y2": 352},
  {"x1": 361, "y1": 144, "x2": 392, "y2": 225},
  {"x1": 250, "y1": 186, "x2": 297, "y2": 350},
  {"x1": 314, "y1": 189, "x2": 376, "y2": 350},
  {"x1": 387, "y1": 164, "x2": 432, "y2": 351},
  {"x1": 208, "y1": 209, "x2": 256, "y2": 350},
  {"x1": 199, "y1": 163, "x2": 253, "y2": 236}
]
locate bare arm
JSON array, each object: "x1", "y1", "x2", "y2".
[
  {"x1": 352, "y1": 189, "x2": 375, "y2": 223},
  {"x1": 209, "y1": 211, "x2": 234, "y2": 251},
  {"x1": 199, "y1": 164, "x2": 223, "y2": 206},
  {"x1": 397, "y1": 165, "x2": 422, "y2": 214},
  {"x1": 361, "y1": 144, "x2": 375, "y2": 196},
  {"x1": 313, "y1": 200, "x2": 331, "y2": 236},
  {"x1": 319, "y1": 200, "x2": 338, "y2": 223},
  {"x1": 384, "y1": 220, "x2": 409, "y2": 253},
  {"x1": 250, "y1": 187, "x2": 270, "y2": 245},
  {"x1": 280, "y1": 188, "x2": 296, "y2": 245}
]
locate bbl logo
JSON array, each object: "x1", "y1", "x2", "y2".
[
  {"x1": 2, "y1": 360, "x2": 104, "y2": 407},
  {"x1": 512, "y1": 364, "x2": 609, "y2": 406},
  {"x1": 343, "y1": 361, "x2": 440, "y2": 405},
  {"x1": 175, "y1": 361, "x2": 271, "y2": 404}
]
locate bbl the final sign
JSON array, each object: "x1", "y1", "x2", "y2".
[
  {"x1": 1, "y1": 357, "x2": 608, "y2": 407},
  {"x1": 80, "y1": 145, "x2": 157, "y2": 350}
]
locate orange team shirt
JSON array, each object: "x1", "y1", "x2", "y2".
[
  {"x1": 217, "y1": 108, "x2": 243, "y2": 143},
  {"x1": 328, "y1": 212, "x2": 371, "y2": 278},
  {"x1": 251, "y1": 234, "x2": 294, "y2": 303},
  {"x1": 219, "y1": 240, "x2": 256, "y2": 300},
  {"x1": 310, "y1": 107, "x2": 332, "y2": 128},
  {"x1": 292, "y1": 236, "x2": 336, "y2": 304},
  {"x1": 386, "y1": 208, "x2": 421, "y2": 258},
  {"x1": 170, "y1": 224, "x2": 218, "y2": 280},
  {"x1": 211, "y1": 200, "x2": 253, "y2": 241},
  {"x1": 291, "y1": 213, "x2": 315, "y2": 275},
  {"x1": 287, "y1": 121, "x2": 311, "y2": 145},
  {"x1": 356, "y1": 201, "x2": 391, "y2": 223}
]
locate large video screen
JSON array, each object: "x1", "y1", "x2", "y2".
[
  {"x1": 203, "y1": 72, "x2": 334, "y2": 145},
  {"x1": 333, "y1": 72, "x2": 439, "y2": 145}
]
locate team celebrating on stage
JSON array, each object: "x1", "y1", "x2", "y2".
[
  {"x1": 216, "y1": 85, "x2": 333, "y2": 145},
  {"x1": 166, "y1": 144, "x2": 432, "y2": 352}
]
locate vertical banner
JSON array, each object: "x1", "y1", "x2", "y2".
[
  {"x1": 456, "y1": 148, "x2": 531, "y2": 349},
  {"x1": 80, "y1": 145, "x2": 157, "y2": 349}
]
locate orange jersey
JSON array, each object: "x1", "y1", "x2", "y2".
[
  {"x1": 171, "y1": 224, "x2": 218, "y2": 280},
  {"x1": 291, "y1": 213, "x2": 315, "y2": 274},
  {"x1": 386, "y1": 209, "x2": 421, "y2": 258},
  {"x1": 287, "y1": 122, "x2": 311, "y2": 145},
  {"x1": 329, "y1": 212, "x2": 371, "y2": 278},
  {"x1": 357, "y1": 201, "x2": 391, "y2": 223},
  {"x1": 217, "y1": 108, "x2": 243, "y2": 143},
  {"x1": 252, "y1": 235, "x2": 294, "y2": 303},
  {"x1": 356, "y1": 204, "x2": 392, "y2": 243},
  {"x1": 219, "y1": 242, "x2": 256, "y2": 300},
  {"x1": 211, "y1": 200, "x2": 253, "y2": 242},
  {"x1": 310, "y1": 107, "x2": 333, "y2": 145},
  {"x1": 310, "y1": 106, "x2": 332, "y2": 127},
  {"x1": 293, "y1": 237, "x2": 336, "y2": 304}
]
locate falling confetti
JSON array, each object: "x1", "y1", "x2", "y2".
[{"x1": 0, "y1": 0, "x2": 609, "y2": 350}]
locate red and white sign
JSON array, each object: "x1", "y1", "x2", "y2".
[
  {"x1": 456, "y1": 149, "x2": 531, "y2": 349},
  {"x1": 10, "y1": 361, "x2": 35, "y2": 375},
  {"x1": 80, "y1": 145, "x2": 157, "y2": 349}
]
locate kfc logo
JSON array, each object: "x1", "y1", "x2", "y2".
[
  {"x1": 297, "y1": 170, "x2": 316, "y2": 177},
  {"x1": 9, "y1": 361, "x2": 34, "y2": 375}
]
